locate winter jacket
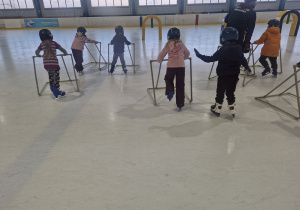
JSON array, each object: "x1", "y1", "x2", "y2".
[
  {"x1": 196, "y1": 41, "x2": 249, "y2": 76},
  {"x1": 225, "y1": 3, "x2": 256, "y2": 45},
  {"x1": 71, "y1": 34, "x2": 97, "y2": 51},
  {"x1": 254, "y1": 27, "x2": 281, "y2": 57},
  {"x1": 110, "y1": 34, "x2": 131, "y2": 53},
  {"x1": 36, "y1": 40, "x2": 64, "y2": 70},
  {"x1": 157, "y1": 41, "x2": 190, "y2": 68}
]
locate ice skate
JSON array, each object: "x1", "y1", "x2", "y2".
[
  {"x1": 110, "y1": 65, "x2": 115, "y2": 74},
  {"x1": 228, "y1": 104, "x2": 236, "y2": 118},
  {"x1": 261, "y1": 67, "x2": 271, "y2": 76},
  {"x1": 58, "y1": 90, "x2": 66, "y2": 97},
  {"x1": 272, "y1": 68, "x2": 277, "y2": 78},
  {"x1": 167, "y1": 92, "x2": 174, "y2": 101},
  {"x1": 211, "y1": 103, "x2": 222, "y2": 117},
  {"x1": 245, "y1": 67, "x2": 252, "y2": 75},
  {"x1": 50, "y1": 84, "x2": 59, "y2": 99},
  {"x1": 123, "y1": 68, "x2": 128, "y2": 74}
]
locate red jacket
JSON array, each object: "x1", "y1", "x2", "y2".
[{"x1": 254, "y1": 27, "x2": 281, "y2": 57}]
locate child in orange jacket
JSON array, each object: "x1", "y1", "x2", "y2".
[{"x1": 254, "y1": 19, "x2": 281, "y2": 77}]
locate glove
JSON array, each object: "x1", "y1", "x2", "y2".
[
  {"x1": 243, "y1": 43, "x2": 251, "y2": 53},
  {"x1": 194, "y1": 48, "x2": 201, "y2": 58},
  {"x1": 244, "y1": 67, "x2": 252, "y2": 74}
]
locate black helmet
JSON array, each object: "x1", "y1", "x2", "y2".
[
  {"x1": 268, "y1": 19, "x2": 280, "y2": 27},
  {"x1": 167, "y1": 27, "x2": 180, "y2": 40},
  {"x1": 77, "y1": 27, "x2": 87, "y2": 34},
  {"x1": 39, "y1": 29, "x2": 53, "y2": 41},
  {"x1": 220, "y1": 27, "x2": 239, "y2": 44},
  {"x1": 115, "y1": 26, "x2": 124, "y2": 34}
]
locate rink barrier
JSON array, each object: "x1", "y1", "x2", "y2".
[
  {"x1": 84, "y1": 42, "x2": 107, "y2": 71},
  {"x1": 255, "y1": 64, "x2": 300, "y2": 120},
  {"x1": 147, "y1": 58, "x2": 193, "y2": 106},
  {"x1": 107, "y1": 43, "x2": 139, "y2": 74},
  {"x1": 32, "y1": 54, "x2": 80, "y2": 96}
]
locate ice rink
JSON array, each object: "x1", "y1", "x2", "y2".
[{"x1": 0, "y1": 23, "x2": 300, "y2": 209}]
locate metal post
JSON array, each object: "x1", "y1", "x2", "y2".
[
  {"x1": 294, "y1": 65, "x2": 300, "y2": 118},
  {"x1": 133, "y1": 43, "x2": 136, "y2": 73},
  {"x1": 70, "y1": 54, "x2": 80, "y2": 92},
  {"x1": 32, "y1": 56, "x2": 40, "y2": 96},
  {"x1": 108, "y1": 43, "x2": 110, "y2": 73},
  {"x1": 190, "y1": 58, "x2": 193, "y2": 102},
  {"x1": 61, "y1": 56, "x2": 72, "y2": 81},
  {"x1": 150, "y1": 60, "x2": 157, "y2": 106}
]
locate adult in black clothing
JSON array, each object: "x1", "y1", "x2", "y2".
[
  {"x1": 194, "y1": 27, "x2": 251, "y2": 117},
  {"x1": 225, "y1": 0, "x2": 257, "y2": 53}
]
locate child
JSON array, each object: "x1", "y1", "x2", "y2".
[
  {"x1": 71, "y1": 27, "x2": 98, "y2": 73},
  {"x1": 110, "y1": 26, "x2": 131, "y2": 74},
  {"x1": 194, "y1": 27, "x2": 251, "y2": 117},
  {"x1": 35, "y1": 29, "x2": 68, "y2": 99},
  {"x1": 253, "y1": 19, "x2": 281, "y2": 77},
  {"x1": 157, "y1": 27, "x2": 190, "y2": 111}
]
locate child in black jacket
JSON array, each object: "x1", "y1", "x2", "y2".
[
  {"x1": 110, "y1": 26, "x2": 131, "y2": 74},
  {"x1": 194, "y1": 27, "x2": 251, "y2": 117}
]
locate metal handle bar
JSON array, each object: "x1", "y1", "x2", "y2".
[
  {"x1": 150, "y1": 57, "x2": 192, "y2": 63},
  {"x1": 32, "y1": 54, "x2": 72, "y2": 58}
]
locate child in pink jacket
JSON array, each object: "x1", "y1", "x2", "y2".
[
  {"x1": 157, "y1": 27, "x2": 190, "y2": 111},
  {"x1": 71, "y1": 27, "x2": 98, "y2": 73}
]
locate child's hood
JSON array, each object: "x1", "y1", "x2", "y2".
[
  {"x1": 167, "y1": 40, "x2": 184, "y2": 52},
  {"x1": 267, "y1": 27, "x2": 280, "y2": 34}
]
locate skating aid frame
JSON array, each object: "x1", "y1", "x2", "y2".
[
  {"x1": 147, "y1": 58, "x2": 193, "y2": 106},
  {"x1": 32, "y1": 54, "x2": 80, "y2": 96}
]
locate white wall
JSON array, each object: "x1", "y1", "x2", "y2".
[
  {"x1": 2, "y1": 0, "x2": 299, "y2": 19},
  {"x1": 1, "y1": 11, "x2": 294, "y2": 29}
]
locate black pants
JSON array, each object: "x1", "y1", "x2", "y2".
[
  {"x1": 258, "y1": 55, "x2": 277, "y2": 70},
  {"x1": 165, "y1": 67, "x2": 185, "y2": 108},
  {"x1": 47, "y1": 69, "x2": 60, "y2": 88},
  {"x1": 237, "y1": 30, "x2": 245, "y2": 47},
  {"x1": 111, "y1": 53, "x2": 126, "y2": 69},
  {"x1": 72, "y1": 49, "x2": 83, "y2": 71},
  {"x1": 215, "y1": 74, "x2": 239, "y2": 105}
]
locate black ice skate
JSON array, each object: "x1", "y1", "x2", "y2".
[
  {"x1": 211, "y1": 103, "x2": 222, "y2": 117},
  {"x1": 262, "y1": 67, "x2": 271, "y2": 76},
  {"x1": 272, "y1": 68, "x2": 277, "y2": 78},
  {"x1": 110, "y1": 65, "x2": 115, "y2": 74}
]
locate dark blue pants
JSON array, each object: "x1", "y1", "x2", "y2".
[{"x1": 72, "y1": 49, "x2": 83, "y2": 72}]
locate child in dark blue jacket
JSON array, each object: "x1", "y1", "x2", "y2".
[
  {"x1": 110, "y1": 26, "x2": 131, "y2": 74},
  {"x1": 194, "y1": 27, "x2": 251, "y2": 117}
]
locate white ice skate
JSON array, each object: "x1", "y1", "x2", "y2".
[
  {"x1": 211, "y1": 103, "x2": 222, "y2": 117},
  {"x1": 228, "y1": 104, "x2": 236, "y2": 118}
]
